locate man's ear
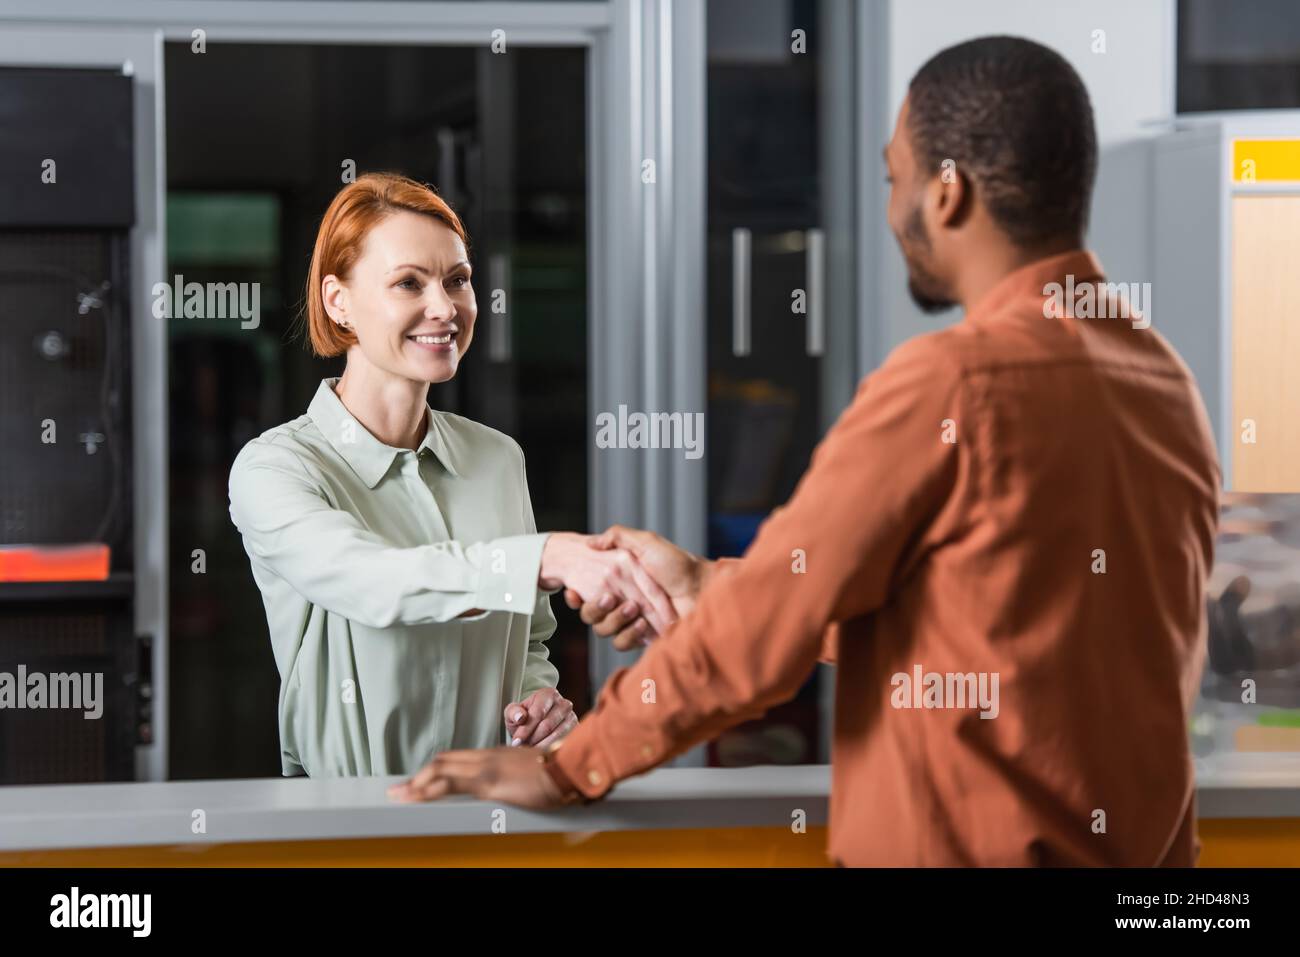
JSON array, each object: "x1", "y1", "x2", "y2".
[{"x1": 933, "y1": 161, "x2": 972, "y2": 229}]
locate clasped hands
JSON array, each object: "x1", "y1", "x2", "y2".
[{"x1": 540, "y1": 526, "x2": 706, "y2": 649}]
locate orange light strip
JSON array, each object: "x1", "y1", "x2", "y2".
[{"x1": 0, "y1": 544, "x2": 111, "y2": 582}]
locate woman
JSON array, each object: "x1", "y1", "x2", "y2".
[{"x1": 228, "y1": 173, "x2": 674, "y2": 777}]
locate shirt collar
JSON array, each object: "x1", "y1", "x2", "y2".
[
  {"x1": 963, "y1": 249, "x2": 1105, "y2": 325},
  {"x1": 307, "y1": 377, "x2": 458, "y2": 488}
]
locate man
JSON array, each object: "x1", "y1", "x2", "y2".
[{"x1": 389, "y1": 36, "x2": 1220, "y2": 866}]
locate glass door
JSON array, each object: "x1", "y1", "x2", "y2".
[{"x1": 164, "y1": 37, "x2": 591, "y2": 779}]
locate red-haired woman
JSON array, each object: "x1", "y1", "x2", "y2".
[{"x1": 229, "y1": 173, "x2": 674, "y2": 778}]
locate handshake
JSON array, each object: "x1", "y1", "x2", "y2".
[{"x1": 537, "y1": 526, "x2": 718, "y2": 649}]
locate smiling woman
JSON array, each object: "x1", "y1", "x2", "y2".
[{"x1": 227, "y1": 173, "x2": 675, "y2": 778}]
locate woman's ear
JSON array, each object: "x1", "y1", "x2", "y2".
[{"x1": 322, "y1": 274, "x2": 350, "y2": 328}]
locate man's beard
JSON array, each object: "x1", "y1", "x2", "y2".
[
  {"x1": 907, "y1": 274, "x2": 955, "y2": 314},
  {"x1": 902, "y1": 205, "x2": 957, "y2": 314}
]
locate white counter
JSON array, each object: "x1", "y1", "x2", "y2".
[
  {"x1": 1195, "y1": 752, "x2": 1300, "y2": 817},
  {"x1": 0, "y1": 759, "x2": 1296, "y2": 852}
]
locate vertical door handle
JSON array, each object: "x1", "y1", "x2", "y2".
[
  {"x1": 488, "y1": 252, "x2": 512, "y2": 363},
  {"x1": 437, "y1": 127, "x2": 458, "y2": 206},
  {"x1": 732, "y1": 227, "x2": 751, "y2": 356},
  {"x1": 806, "y1": 228, "x2": 825, "y2": 356}
]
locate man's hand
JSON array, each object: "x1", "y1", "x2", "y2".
[
  {"x1": 539, "y1": 532, "x2": 678, "y2": 634},
  {"x1": 387, "y1": 746, "x2": 567, "y2": 809},
  {"x1": 504, "y1": 687, "x2": 577, "y2": 748},
  {"x1": 564, "y1": 525, "x2": 711, "y2": 650}
]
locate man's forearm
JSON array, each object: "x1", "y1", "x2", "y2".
[
  {"x1": 697, "y1": 556, "x2": 740, "y2": 590},
  {"x1": 678, "y1": 556, "x2": 738, "y2": 617}
]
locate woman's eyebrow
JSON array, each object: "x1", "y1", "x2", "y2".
[{"x1": 386, "y1": 260, "x2": 471, "y2": 275}]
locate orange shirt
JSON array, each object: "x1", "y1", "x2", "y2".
[{"x1": 552, "y1": 250, "x2": 1220, "y2": 865}]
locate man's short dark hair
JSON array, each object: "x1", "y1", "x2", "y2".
[{"x1": 907, "y1": 35, "x2": 1098, "y2": 246}]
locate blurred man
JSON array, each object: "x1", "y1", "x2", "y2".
[{"x1": 390, "y1": 36, "x2": 1220, "y2": 867}]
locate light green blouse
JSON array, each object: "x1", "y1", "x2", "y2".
[{"x1": 228, "y1": 377, "x2": 558, "y2": 777}]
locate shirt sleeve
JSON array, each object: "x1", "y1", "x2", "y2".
[
  {"x1": 705, "y1": 559, "x2": 837, "y2": 664},
  {"x1": 228, "y1": 439, "x2": 548, "y2": 630},
  {"x1": 551, "y1": 335, "x2": 968, "y2": 797}
]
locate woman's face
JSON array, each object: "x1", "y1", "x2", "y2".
[{"x1": 325, "y1": 210, "x2": 477, "y2": 384}]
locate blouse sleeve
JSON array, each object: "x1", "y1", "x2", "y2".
[{"x1": 228, "y1": 439, "x2": 548, "y2": 630}]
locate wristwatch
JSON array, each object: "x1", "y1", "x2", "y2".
[{"x1": 537, "y1": 744, "x2": 589, "y2": 806}]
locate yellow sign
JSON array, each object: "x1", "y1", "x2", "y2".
[{"x1": 1233, "y1": 139, "x2": 1300, "y2": 183}]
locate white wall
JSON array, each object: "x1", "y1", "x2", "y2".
[{"x1": 876, "y1": 0, "x2": 1176, "y2": 356}]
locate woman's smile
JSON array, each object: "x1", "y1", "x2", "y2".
[{"x1": 405, "y1": 328, "x2": 458, "y2": 354}]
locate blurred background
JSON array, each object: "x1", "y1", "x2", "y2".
[{"x1": 1, "y1": 0, "x2": 1300, "y2": 787}]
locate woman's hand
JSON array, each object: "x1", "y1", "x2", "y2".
[
  {"x1": 504, "y1": 687, "x2": 577, "y2": 748},
  {"x1": 539, "y1": 532, "x2": 678, "y2": 634}
]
